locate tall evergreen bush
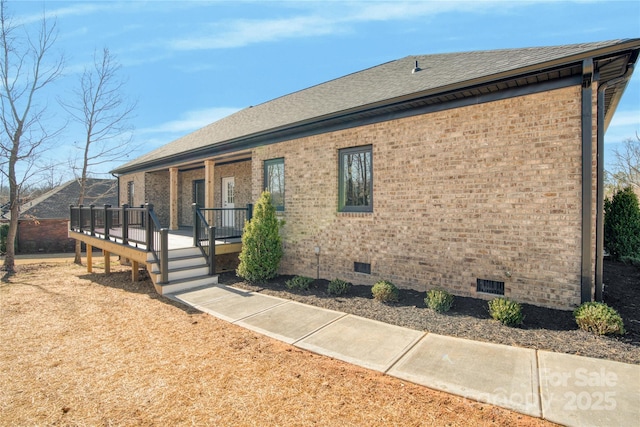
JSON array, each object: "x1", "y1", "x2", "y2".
[
  {"x1": 236, "y1": 190, "x2": 284, "y2": 282},
  {"x1": 604, "y1": 187, "x2": 640, "y2": 260}
]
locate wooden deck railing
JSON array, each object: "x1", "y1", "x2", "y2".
[
  {"x1": 69, "y1": 203, "x2": 170, "y2": 283},
  {"x1": 70, "y1": 203, "x2": 253, "y2": 281},
  {"x1": 192, "y1": 203, "x2": 253, "y2": 275}
]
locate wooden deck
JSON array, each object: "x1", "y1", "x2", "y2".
[{"x1": 69, "y1": 227, "x2": 242, "y2": 283}]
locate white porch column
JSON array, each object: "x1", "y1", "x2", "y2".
[{"x1": 169, "y1": 167, "x2": 179, "y2": 230}]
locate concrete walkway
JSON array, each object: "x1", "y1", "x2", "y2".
[{"x1": 171, "y1": 284, "x2": 640, "y2": 427}]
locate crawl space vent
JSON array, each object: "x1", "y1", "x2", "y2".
[
  {"x1": 354, "y1": 262, "x2": 371, "y2": 274},
  {"x1": 477, "y1": 279, "x2": 505, "y2": 295}
]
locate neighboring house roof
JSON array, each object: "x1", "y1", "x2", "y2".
[
  {"x1": 17, "y1": 179, "x2": 118, "y2": 220},
  {"x1": 113, "y1": 39, "x2": 640, "y2": 174}
]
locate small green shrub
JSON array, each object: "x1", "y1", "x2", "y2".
[
  {"x1": 236, "y1": 190, "x2": 284, "y2": 282},
  {"x1": 285, "y1": 276, "x2": 314, "y2": 291},
  {"x1": 425, "y1": 289, "x2": 454, "y2": 313},
  {"x1": 488, "y1": 297, "x2": 524, "y2": 327},
  {"x1": 328, "y1": 278, "x2": 351, "y2": 296},
  {"x1": 372, "y1": 280, "x2": 399, "y2": 303},
  {"x1": 574, "y1": 302, "x2": 625, "y2": 335}
]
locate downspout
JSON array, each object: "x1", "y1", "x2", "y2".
[
  {"x1": 595, "y1": 64, "x2": 635, "y2": 302},
  {"x1": 111, "y1": 173, "x2": 120, "y2": 207},
  {"x1": 580, "y1": 58, "x2": 594, "y2": 304}
]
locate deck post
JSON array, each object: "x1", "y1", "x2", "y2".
[
  {"x1": 209, "y1": 226, "x2": 216, "y2": 276},
  {"x1": 87, "y1": 243, "x2": 92, "y2": 273},
  {"x1": 193, "y1": 203, "x2": 199, "y2": 247},
  {"x1": 69, "y1": 205, "x2": 75, "y2": 231},
  {"x1": 145, "y1": 203, "x2": 154, "y2": 250},
  {"x1": 89, "y1": 205, "x2": 95, "y2": 236},
  {"x1": 160, "y1": 228, "x2": 169, "y2": 284},
  {"x1": 121, "y1": 204, "x2": 129, "y2": 245},
  {"x1": 104, "y1": 204, "x2": 111, "y2": 239},
  {"x1": 78, "y1": 205, "x2": 84, "y2": 233},
  {"x1": 104, "y1": 249, "x2": 111, "y2": 274},
  {"x1": 132, "y1": 260, "x2": 139, "y2": 281},
  {"x1": 246, "y1": 203, "x2": 253, "y2": 222}
]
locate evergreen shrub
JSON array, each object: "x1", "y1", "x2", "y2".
[
  {"x1": 328, "y1": 278, "x2": 351, "y2": 296},
  {"x1": 285, "y1": 276, "x2": 314, "y2": 291},
  {"x1": 372, "y1": 280, "x2": 399, "y2": 303},
  {"x1": 236, "y1": 190, "x2": 283, "y2": 282},
  {"x1": 425, "y1": 289, "x2": 454, "y2": 313},
  {"x1": 488, "y1": 297, "x2": 524, "y2": 327},
  {"x1": 574, "y1": 302, "x2": 625, "y2": 335},
  {"x1": 604, "y1": 187, "x2": 640, "y2": 260}
]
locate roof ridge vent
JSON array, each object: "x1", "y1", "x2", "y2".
[{"x1": 412, "y1": 60, "x2": 421, "y2": 74}]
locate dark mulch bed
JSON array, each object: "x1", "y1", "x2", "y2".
[{"x1": 220, "y1": 259, "x2": 640, "y2": 365}]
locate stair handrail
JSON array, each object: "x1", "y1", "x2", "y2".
[
  {"x1": 193, "y1": 204, "x2": 216, "y2": 275},
  {"x1": 146, "y1": 204, "x2": 168, "y2": 284}
]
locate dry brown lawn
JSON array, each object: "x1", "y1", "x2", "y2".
[{"x1": 0, "y1": 262, "x2": 556, "y2": 426}]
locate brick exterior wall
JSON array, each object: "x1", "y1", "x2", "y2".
[
  {"x1": 214, "y1": 160, "x2": 252, "y2": 208},
  {"x1": 18, "y1": 219, "x2": 75, "y2": 253},
  {"x1": 146, "y1": 171, "x2": 170, "y2": 226},
  {"x1": 174, "y1": 162, "x2": 252, "y2": 226},
  {"x1": 115, "y1": 84, "x2": 597, "y2": 310},
  {"x1": 120, "y1": 171, "x2": 145, "y2": 206},
  {"x1": 178, "y1": 168, "x2": 204, "y2": 226},
  {"x1": 250, "y1": 85, "x2": 595, "y2": 310},
  {"x1": 118, "y1": 170, "x2": 172, "y2": 227},
  {"x1": 119, "y1": 163, "x2": 253, "y2": 228}
]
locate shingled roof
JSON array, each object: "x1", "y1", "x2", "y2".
[
  {"x1": 18, "y1": 179, "x2": 118, "y2": 220},
  {"x1": 113, "y1": 39, "x2": 640, "y2": 174}
]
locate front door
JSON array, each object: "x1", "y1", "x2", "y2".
[{"x1": 221, "y1": 176, "x2": 235, "y2": 228}]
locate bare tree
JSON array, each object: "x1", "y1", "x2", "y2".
[
  {"x1": 60, "y1": 47, "x2": 136, "y2": 264},
  {"x1": 610, "y1": 133, "x2": 640, "y2": 190},
  {"x1": 0, "y1": 1, "x2": 64, "y2": 275}
]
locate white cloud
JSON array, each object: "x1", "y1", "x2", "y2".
[
  {"x1": 609, "y1": 110, "x2": 640, "y2": 128},
  {"x1": 166, "y1": 0, "x2": 519, "y2": 52},
  {"x1": 15, "y1": 3, "x2": 111, "y2": 25},
  {"x1": 138, "y1": 107, "x2": 241, "y2": 134},
  {"x1": 169, "y1": 15, "x2": 342, "y2": 51},
  {"x1": 349, "y1": 1, "x2": 490, "y2": 21},
  {"x1": 605, "y1": 109, "x2": 640, "y2": 145}
]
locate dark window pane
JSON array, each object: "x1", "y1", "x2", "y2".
[
  {"x1": 264, "y1": 158, "x2": 285, "y2": 211},
  {"x1": 193, "y1": 180, "x2": 205, "y2": 207},
  {"x1": 339, "y1": 146, "x2": 372, "y2": 212}
]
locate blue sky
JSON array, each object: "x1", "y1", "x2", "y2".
[{"x1": 8, "y1": 0, "x2": 640, "y2": 180}]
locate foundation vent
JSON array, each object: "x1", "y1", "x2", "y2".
[
  {"x1": 477, "y1": 279, "x2": 505, "y2": 295},
  {"x1": 354, "y1": 262, "x2": 371, "y2": 274}
]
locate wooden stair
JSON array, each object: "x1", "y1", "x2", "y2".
[{"x1": 147, "y1": 247, "x2": 218, "y2": 295}]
